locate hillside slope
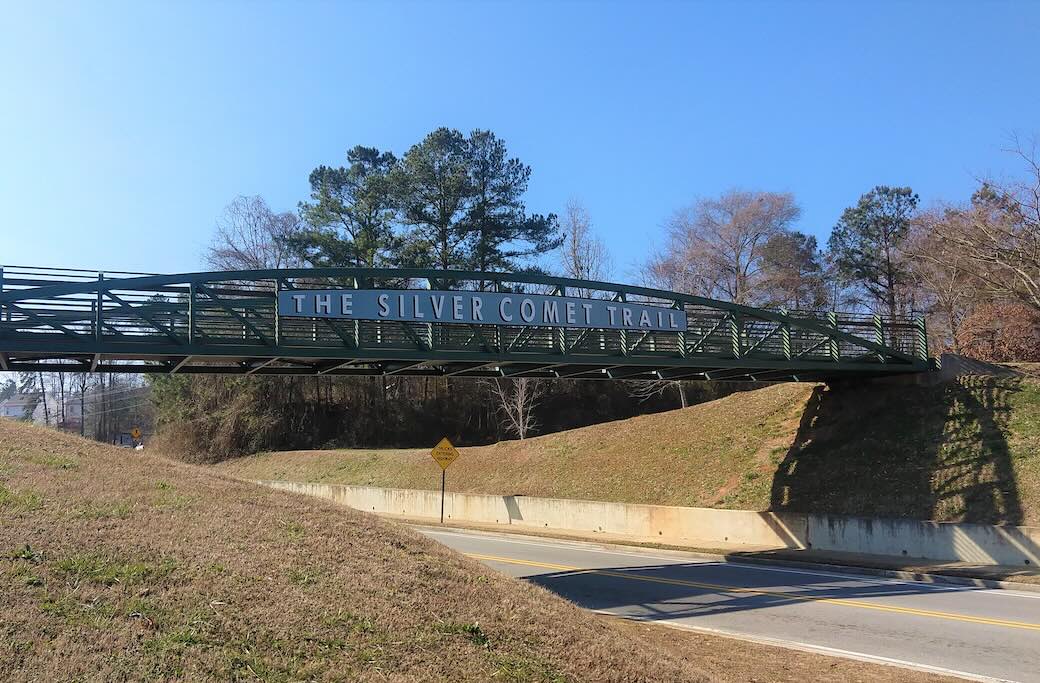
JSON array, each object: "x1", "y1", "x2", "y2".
[
  {"x1": 218, "y1": 383, "x2": 815, "y2": 511},
  {"x1": 218, "y1": 376, "x2": 1040, "y2": 525},
  {"x1": 1, "y1": 419, "x2": 709, "y2": 681}
]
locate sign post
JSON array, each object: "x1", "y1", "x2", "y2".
[{"x1": 430, "y1": 437, "x2": 460, "y2": 524}]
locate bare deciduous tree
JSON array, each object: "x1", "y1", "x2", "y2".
[
  {"x1": 955, "y1": 301, "x2": 1040, "y2": 362},
  {"x1": 920, "y1": 137, "x2": 1040, "y2": 313},
  {"x1": 559, "y1": 199, "x2": 612, "y2": 295},
  {"x1": 910, "y1": 209, "x2": 978, "y2": 352},
  {"x1": 626, "y1": 378, "x2": 689, "y2": 409},
  {"x1": 489, "y1": 377, "x2": 545, "y2": 440},
  {"x1": 206, "y1": 195, "x2": 304, "y2": 270},
  {"x1": 647, "y1": 190, "x2": 801, "y2": 304}
]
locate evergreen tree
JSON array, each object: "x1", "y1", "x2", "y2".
[
  {"x1": 290, "y1": 146, "x2": 401, "y2": 267},
  {"x1": 760, "y1": 230, "x2": 827, "y2": 309},
  {"x1": 393, "y1": 128, "x2": 472, "y2": 270},
  {"x1": 464, "y1": 130, "x2": 561, "y2": 279},
  {"x1": 828, "y1": 186, "x2": 919, "y2": 318}
]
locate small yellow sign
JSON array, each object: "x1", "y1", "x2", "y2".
[
  {"x1": 430, "y1": 437, "x2": 460, "y2": 470},
  {"x1": 131, "y1": 426, "x2": 142, "y2": 440}
]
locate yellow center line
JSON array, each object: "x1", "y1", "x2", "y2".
[{"x1": 466, "y1": 552, "x2": 1040, "y2": 632}]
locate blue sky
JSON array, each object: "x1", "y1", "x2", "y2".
[{"x1": 2, "y1": 0, "x2": 1038, "y2": 279}]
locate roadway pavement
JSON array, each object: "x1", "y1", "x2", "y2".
[{"x1": 417, "y1": 526, "x2": 1040, "y2": 682}]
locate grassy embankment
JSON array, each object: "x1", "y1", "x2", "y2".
[
  {"x1": 0, "y1": 419, "x2": 954, "y2": 682},
  {"x1": 218, "y1": 375, "x2": 1040, "y2": 525}
]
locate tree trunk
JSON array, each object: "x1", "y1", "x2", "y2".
[{"x1": 37, "y1": 372, "x2": 49, "y2": 426}]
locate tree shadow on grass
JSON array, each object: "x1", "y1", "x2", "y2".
[{"x1": 768, "y1": 376, "x2": 1024, "y2": 525}]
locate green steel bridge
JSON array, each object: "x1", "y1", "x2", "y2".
[{"x1": 0, "y1": 265, "x2": 932, "y2": 382}]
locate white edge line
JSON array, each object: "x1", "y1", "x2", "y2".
[
  {"x1": 592, "y1": 610, "x2": 1017, "y2": 683},
  {"x1": 416, "y1": 525, "x2": 1040, "y2": 600}
]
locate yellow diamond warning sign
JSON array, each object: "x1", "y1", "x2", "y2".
[{"x1": 430, "y1": 437, "x2": 460, "y2": 470}]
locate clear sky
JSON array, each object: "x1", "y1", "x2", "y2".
[{"x1": 2, "y1": 0, "x2": 1038, "y2": 279}]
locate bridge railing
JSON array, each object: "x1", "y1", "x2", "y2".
[{"x1": 0, "y1": 265, "x2": 929, "y2": 377}]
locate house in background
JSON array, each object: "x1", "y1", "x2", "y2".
[{"x1": 0, "y1": 393, "x2": 41, "y2": 420}]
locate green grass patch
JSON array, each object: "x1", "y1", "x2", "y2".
[
  {"x1": 26, "y1": 452, "x2": 78, "y2": 470},
  {"x1": 10, "y1": 544, "x2": 42, "y2": 563},
  {"x1": 492, "y1": 653, "x2": 568, "y2": 682},
  {"x1": 288, "y1": 568, "x2": 321, "y2": 587},
  {"x1": 40, "y1": 593, "x2": 118, "y2": 628},
  {"x1": 279, "y1": 519, "x2": 305, "y2": 541},
  {"x1": 55, "y1": 552, "x2": 177, "y2": 587},
  {"x1": 75, "y1": 500, "x2": 133, "y2": 519},
  {"x1": 322, "y1": 610, "x2": 377, "y2": 635},
  {"x1": 435, "y1": 620, "x2": 491, "y2": 649},
  {"x1": 0, "y1": 483, "x2": 42, "y2": 512}
]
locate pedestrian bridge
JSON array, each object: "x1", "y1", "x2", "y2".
[{"x1": 0, "y1": 265, "x2": 931, "y2": 382}]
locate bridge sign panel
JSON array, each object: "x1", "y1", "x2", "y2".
[{"x1": 279, "y1": 289, "x2": 688, "y2": 332}]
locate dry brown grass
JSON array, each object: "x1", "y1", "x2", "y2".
[
  {"x1": 2, "y1": 418, "x2": 713, "y2": 682},
  {"x1": 0, "y1": 418, "x2": 958, "y2": 682},
  {"x1": 216, "y1": 383, "x2": 815, "y2": 510},
  {"x1": 218, "y1": 376, "x2": 1040, "y2": 526}
]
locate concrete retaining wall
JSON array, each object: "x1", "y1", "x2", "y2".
[
  {"x1": 260, "y1": 481, "x2": 808, "y2": 549},
  {"x1": 808, "y1": 514, "x2": 1040, "y2": 566},
  {"x1": 261, "y1": 481, "x2": 1040, "y2": 566}
]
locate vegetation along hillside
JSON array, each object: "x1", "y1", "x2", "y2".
[
  {"x1": 218, "y1": 375, "x2": 1040, "y2": 526},
  {"x1": 1, "y1": 418, "x2": 705, "y2": 681},
  {"x1": 0, "y1": 417, "x2": 954, "y2": 682}
]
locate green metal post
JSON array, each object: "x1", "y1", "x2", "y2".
[
  {"x1": 827, "y1": 311, "x2": 840, "y2": 361},
  {"x1": 872, "y1": 314, "x2": 885, "y2": 362},
  {"x1": 780, "y1": 309, "x2": 791, "y2": 360},
  {"x1": 916, "y1": 316, "x2": 928, "y2": 361},
  {"x1": 95, "y1": 273, "x2": 104, "y2": 341},
  {"x1": 730, "y1": 314, "x2": 741, "y2": 358},
  {"x1": 188, "y1": 282, "x2": 196, "y2": 344},
  {"x1": 273, "y1": 279, "x2": 280, "y2": 346}
]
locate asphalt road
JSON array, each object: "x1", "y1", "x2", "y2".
[{"x1": 417, "y1": 526, "x2": 1040, "y2": 683}]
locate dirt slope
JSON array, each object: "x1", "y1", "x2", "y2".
[{"x1": 218, "y1": 375, "x2": 1040, "y2": 525}]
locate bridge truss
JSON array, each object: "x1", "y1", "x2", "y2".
[{"x1": 0, "y1": 266, "x2": 931, "y2": 382}]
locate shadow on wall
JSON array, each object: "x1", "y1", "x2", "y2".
[{"x1": 769, "y1": 376, "x2": 1025, "y2": 525}]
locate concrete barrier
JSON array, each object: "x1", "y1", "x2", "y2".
[
  {"x1": 260, "y1": 481, "x2": 808, "y2": 550},
  {"x1": 808, "y1": 514, "x2": 1040, "y2": 567},
  {"x1": 260, "y1": 481, "x2": 1040, "y2": 566}
]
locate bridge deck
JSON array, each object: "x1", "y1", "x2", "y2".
[{"x1": 0, "y1": 266, "x2": 931, "y2": 383}]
